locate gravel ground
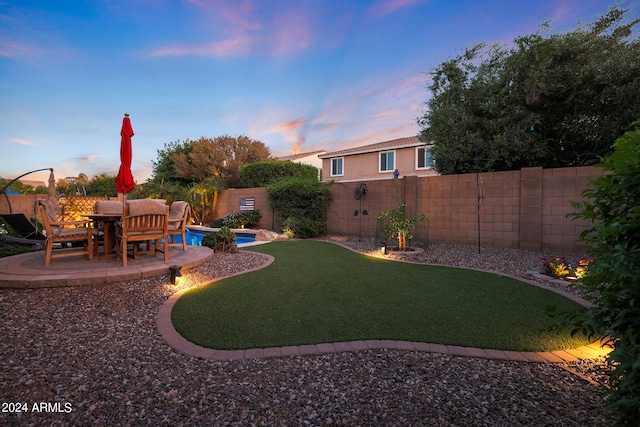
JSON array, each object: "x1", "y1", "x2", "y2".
[{"x1": 1, "y1": 238, "x2": 609, "y2": 426}]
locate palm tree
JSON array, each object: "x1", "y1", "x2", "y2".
[
  {"x1": 140, "y1": 179, "x2": 181, "y2": 203},
  {"x1": 187, "y1": 179, "x2": 226, "y2": 225}
]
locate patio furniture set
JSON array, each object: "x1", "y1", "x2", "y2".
[{"x1": 36, "y1": 198, "x2": 190, "y2": 267}]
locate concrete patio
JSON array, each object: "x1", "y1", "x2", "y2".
[{"x1": 0, "y1": 245, "x2": 213, "y2": 288}]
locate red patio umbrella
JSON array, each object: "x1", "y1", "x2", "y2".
[{"x1": 115, "y1": 113, "x2": 135, "y2": 194}]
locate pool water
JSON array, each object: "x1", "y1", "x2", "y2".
[{"x1": 178, "y1": 229, "x2": 256, "y2": 246}]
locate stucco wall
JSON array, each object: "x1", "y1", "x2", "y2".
[{"x1": 322, "y1": 146, "x2": 438, "y2": 182}]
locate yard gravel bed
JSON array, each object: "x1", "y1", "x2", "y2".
[{"x1": 1, "y1": 239, "x2": 608, "y2": 426}]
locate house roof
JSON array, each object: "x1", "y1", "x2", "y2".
[
  {"x1": 277, "y1": 150, "x2": 326, "y2": 162},
  {"x1": 318, "y1": 136, "x2": 426, "y2": 158}
]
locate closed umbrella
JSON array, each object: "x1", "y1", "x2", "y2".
[
  {"x1": 47, "y1": 168, "x2": 56, "y2": 204},
  {"x1": 115, "y1": 113, "x2": 135, "y2": 195}
]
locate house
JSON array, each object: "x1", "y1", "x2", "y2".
[{"x1": 318, "y1": 136, "x2": 436, "y2": 182}]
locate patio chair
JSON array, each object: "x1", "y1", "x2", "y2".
[
  {"x1": 35, "y1": 199, "x2": 93, "y2": 266},
  {"x1": 115, "y1": 199, "x2": 168, "y2": 267},
  {"x1": 167, "y1": 201, "x2": 190, "y2": 251},
  {"x1": 92, "y1": 200, "x2": 124, "y2": 255}
]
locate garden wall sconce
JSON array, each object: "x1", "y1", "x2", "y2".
[{"x1": 169, "y1": 265, "x2": 182, "y2": 285}]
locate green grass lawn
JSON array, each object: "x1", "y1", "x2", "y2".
[{"x1": 171, "y1": 240, "x2": 590, "y2": 352}]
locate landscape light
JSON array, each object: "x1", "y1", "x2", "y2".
[{"x1": 169, "y1": 265, "x2": 182, "y2": 285}]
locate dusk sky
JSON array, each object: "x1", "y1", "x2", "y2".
[{"x1": 1, "y1": 0, "x2": 634, "y2": 185}]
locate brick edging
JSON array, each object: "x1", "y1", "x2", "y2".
[{"x1": 156, "y1": 245, "x2": 610, "y2": 362}]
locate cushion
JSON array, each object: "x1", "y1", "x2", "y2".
[
  {"x1": 169, "y1": 201, "x2": 188, "y2": 220},
  {"x1": 56, "y1": 228, "x2": 89, "y2": 238},
  {"x1": 36, "y1": 199, "x2": 60, "y2": 232},
  {"x1": 95, "y1": 201, "x2": 124, "y2": 214},
  {"x1": 127, "y1": 199, "x2": 166, "y2": 216}
]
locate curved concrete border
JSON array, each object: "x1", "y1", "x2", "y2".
[
  {"x1": 157, "y1": 244, "x2": 610, "y2": 363},
  {"x1": 0, "y1": 246, "x2": 214, "y2": 288}
]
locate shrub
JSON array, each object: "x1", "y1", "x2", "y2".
[
  {"x1": 221, "y1": 213, "x2": 240, "y2": 228},
  {"x1": 377, "y1": 204, "x2": 426, "y2": 250},
  {"x1": 239, "y1": 161, "x2": 318, "y2": 188},
  {"x1": 568, "y1": 120, "x2": 640, "y2": 426},
  {"x1": 0, "y1": 245, "x2": 35, "y2": 258},
  {"x1": 282, "y1": 216, "x2": 326, "y2": 239},
  {"x1": 209, "y1": 218, "x2": 224, "y2": 228},
  {"x1": 201, "y1": 226, "x2": 237, "y2": 253},
  {"x1": 542, "y1": 257, "x2": 594, "y2": 280},
  {"x1": 221, "y1": 210, "x2": 262, "y2": 228},
  {"x1": 267, "y1": 177, "x2": 332, "y2": 238}
]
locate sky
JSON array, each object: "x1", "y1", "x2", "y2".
[{"x1": 1, "y1": 0, "x2": 636, "y2": 186}]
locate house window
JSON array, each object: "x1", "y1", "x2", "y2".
[
  {"x1": 416, "y1": 146, "x2": 434, "y2": 169},
  {"x1": 379, "y1": 151, "x2": 395, "y2": 172},
  {"x1": 331, "y1": 157, "x2": 344, "y2": 176}
]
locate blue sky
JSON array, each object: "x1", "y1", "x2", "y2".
[{"x1": 1, "y1": 0, "x2": 633, "y2": 185}]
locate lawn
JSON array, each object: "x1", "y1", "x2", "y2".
[{"x1": 171, "y1": 240, "x2": 590, "y2": 352}]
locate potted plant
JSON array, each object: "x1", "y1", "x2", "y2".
[{"x1": 377, "y1": 204, "x2": 426, "y2": 251}]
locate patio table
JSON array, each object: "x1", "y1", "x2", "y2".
[{"x1": 84, "y1": 213, "x2": 121, "y2": 260}]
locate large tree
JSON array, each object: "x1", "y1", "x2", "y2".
[
  {"x1": 150, "y1": 140, "x2": 194, "y2": 187},
  {"x1": 419, "y1": 6, "x2": 640, "y2": 175},
  {"x1": 152, "y1": 135, "x2": 272, "y2": 188},
  {"x1": 86, "y1": 173, "x2": 117, "y2": 197}
]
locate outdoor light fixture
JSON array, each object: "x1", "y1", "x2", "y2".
[
  {"x1": 169, "y1": 265, "x2": 182, "y2": 285},
  {"x1": 381, "y1": 241, "x2": 387, "y2": 255}
]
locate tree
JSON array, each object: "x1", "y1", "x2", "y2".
[
  {"x1": 170, "y1": 135, "x2": 272, "y2": 188},
  {"x1": 60, "y1": 173, "x2": 89, "y2": 195},
  {"x1": 151, "y1": 140, "x2": 195, "y2": 187},
  {"x1": 567, "y1": 120, "x2": 640, "y2": 426},
  {"x1": 187, "y1": 179, "x2": 226, "y2": 225},
  {"x1": 136, "y1": 179, "x2": 183, "y2": 203},
  {"x1": 0, "y1": 177, "x2": 45, "y2": 194},
  {"x1": 86, "y1": 173, "x2": 117, "y2": 197},
  {"x1": 419, "y1": 6, "x2": 640, "y2": 174}
]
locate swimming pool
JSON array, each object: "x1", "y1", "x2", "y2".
[{"x1": 179, "y1": 228, "x2": 257, "y2": 246}]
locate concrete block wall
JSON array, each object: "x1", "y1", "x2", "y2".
[
  {"x1": 323, "y1": 166, "x2": 601, "y2": 253},
  {"x1": 205, "y1": 165, "x2": 600, "y2": 253},
  {"x1": 212, "y1": 187, "x2": 277, "y2": 231},
  {"x1": 540, "y1": 166, "x2": 599, "y2": 252},
  {"x1": 3, "y1": 166, "x2": 601, "y2": 253},
  {"x1": 0, "y1": 194, "x2": 42, "y2": 219}
]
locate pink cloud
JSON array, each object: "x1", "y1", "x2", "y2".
[
  {"x1": 270, "y1": 119, "x2": 305, "y2": 133},
  {"x1": 0, "y1": 40, "x2": 42, "y2": 59},
  {"x1": 367, "y1": 0, "x2": 427, "y2": 20},
  {"x1": 548, "y1": 0, "x2": 578, "y2": 22},
  {"x1": 149, "y1": 0, "x2": 318, "y2": 58},
  {"x1": 9, "y1": 138, "x2": 36, "y2": 146},
  {"x1": 271, "y1": 11, "x2": 314, "y2": 56},
  {"x1": 147, "y1": 33, "x2": 254, "y2": 58}
]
